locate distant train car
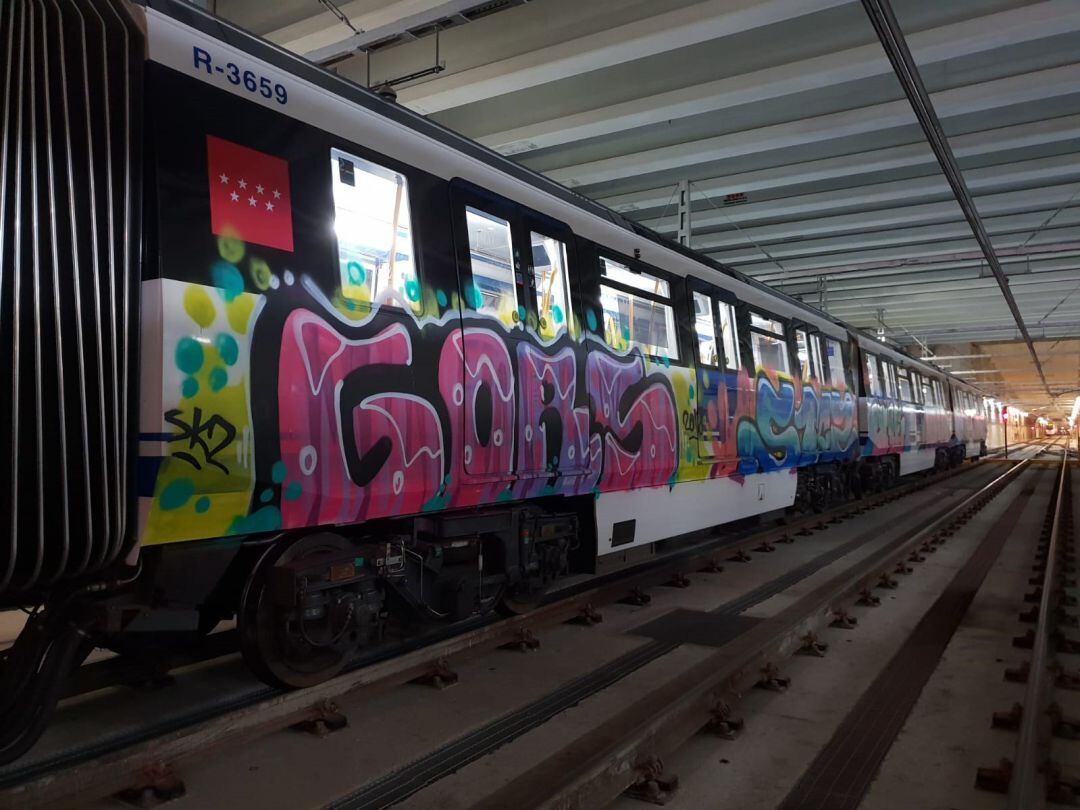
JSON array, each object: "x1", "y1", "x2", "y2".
[{"x1": 0, "y1": 0, "x2": 987, "y2": 761}]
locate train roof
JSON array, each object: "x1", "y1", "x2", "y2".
[{"x1": 143, "y1": 0, "x2": 992, "y2": 400}]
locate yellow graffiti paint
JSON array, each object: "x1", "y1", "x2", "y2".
[
  {"x1": 227, "y1": 295, "x2": 255, "y2": 334},
  {"x1": 183, "y1": 285, "x2": 216, "y2": 329},
  {"x1": 216, "y1": 233, "x2": 245, "y2": 264},
  {"x1": 144, "y1": 343, "x2": 254, "y2": 545},
  {"x1": 249, "y1": 256, "x2": 273, "y2": 291}
]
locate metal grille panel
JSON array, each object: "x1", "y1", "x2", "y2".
[{"x1": 0, "y1": 0, "x2": 142, "y2": 598}]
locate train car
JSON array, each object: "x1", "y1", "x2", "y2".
[
  {"x1": 0, "y1": 0, "x2": 991, "y2": 761},
  {"x1": 854, "y1": 338, "x2": 968, "y2": 482},
  {"x1": 949, "y1": 379, "x2": 989, "y2": 460}
]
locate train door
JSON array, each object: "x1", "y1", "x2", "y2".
[
  {"x1": 514, "y1": 213, "x2": 590, "y2": 479},
  {"x1": 686, "y1": 278, "x2": 741, "y2": 464},
  {"x1": 448, "y1": 183, "x2": 525, "y2": 485}
]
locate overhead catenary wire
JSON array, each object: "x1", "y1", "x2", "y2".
[{"x1": 860, "y1": 0, "x2": 1051, "y2": 400}]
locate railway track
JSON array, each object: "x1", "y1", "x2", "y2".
[
  {"x1": 0, "y1": 451, "x2": 1050, "y2": 809},
  {"x1": 0, "y1": 456, "x2": 993, "y2": 808},
  {"x1": 978, "y1": 439, "x2": 1077, "y2": 808},
  {"x1": 464, "y1": 453, "x2": 1049, "y2": 810}
]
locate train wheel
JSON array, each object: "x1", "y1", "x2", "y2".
[{"x1": 238, "y1": 533, "x2": 360, "y2": 689}]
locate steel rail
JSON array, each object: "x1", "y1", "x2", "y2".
[
  {"x1": 0, "y1": 463, "x2": 993, "y2": 807},
  {"x1": 860, "y1": 0, "x2": 1051, "y2": 399},
  {"x1": 471, "y1": 459, "x2": 1033, "y2": 810},
  {"x1": 1008, "y1": 442, "x2": 1070, "y2": 808}
]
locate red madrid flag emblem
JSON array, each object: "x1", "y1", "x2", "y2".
[{"x1": 206, "y1": 135, "x2": 294, "y2": 252}]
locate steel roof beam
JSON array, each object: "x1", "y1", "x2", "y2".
[
  {"x1": 861, "y1": 0, "x2": 1050, "y2": 397},
  {"x1": 392, "y1": 0, "x2": 850, "y2": 114},
  {"x1": 735, "y1": 230, "x2": 1080, "y2": 277},
  {"x1": 710, "y1": 208, "x2": 1080, "y2": 264},
  {"x1": 648, "y1": 166, "x2": 1080, "y2": 242},
  {"x1": 603, "y1": 117, "x2": 1080, "y2": 214},
  {"x1": 476, "y1": 1, "x2": 1080, "y2": 155},
  {"x1": 696, "y1": 195, "x2": 1080, "y2": 256},
  {"x1": 545, "y1": 63, "x2": 1080, "y2": 189}
]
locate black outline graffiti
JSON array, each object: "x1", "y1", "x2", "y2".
[{"x1": 165, "y1": 407, "x2": 238, "y2": 474}]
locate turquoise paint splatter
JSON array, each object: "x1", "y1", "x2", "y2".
[
  {"x1": 215, "y1": 333, "x2": 239, "y2": 366},
  {"x1": 436, "y1": 289, "x2": 448, "y2": 308},
  {"x1": 271, "y1": 461, "x2": 287, "y2": 484},
  {"x1": 211, "y1": 261, "x2": 245, "y2": 302},
  {"x1": 194, "y1": 496, "x2": 210, "y2": 514},
  {"x1": 465, "y1": 283, "x2": 483, "y2": 310},
  {"x1": 181, "y1": 377, "x2": 199, "y2": 398},
  {"x1": 260, "y1": 488, "x2": 274, "y2": 503},
  {"x1": 552, "y1": 304, "x2": 564, "y2": 324},
  {"x1": 688, "y1": 384, "x2": 695, "y2": 399},
  {"x1": 405, "y1": 278, "x2": 420, "y2": 301},
  {"x1": 517, "y1": 305, "x2": 526, "y2": 323},
  {"x1": 346, "y1": 261, "x2": 366, "y2": 286},
  {"x1": 175, "y1": 337, "x2": 204, "y2": 375},
  {"x1": 208, "y1": 367, "x2": 228, "y2": 392},
  {"x1": 227, "y1": 506, "x2": 282, "y2": 535},
  {"x1": 284, "y1": 481, "x2": 302, "y2": 501},
  {"x1": 159, "y1": 479, "x2": 195, "y2": 511},
  {"x1": 661, "y1": 353, "x2": 671, "y2": 369},
  {"x1": 586, "y1": 309, "x2": 597, "y2": 331}
]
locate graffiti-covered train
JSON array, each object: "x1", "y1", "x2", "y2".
[{"x1": 0, "y1": 0, "x2": 989, "y2": 759}]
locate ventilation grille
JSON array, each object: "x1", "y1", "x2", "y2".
[{"x1": 0, "y1": 0, "x2": 142, "y2": 598}]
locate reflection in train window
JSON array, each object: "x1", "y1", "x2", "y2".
[
  {"x1": 865, "y1": 354, "x2": 882, "y2": 397},
  {"x1": 599, "y1": 257, "x2": 679, "y2": 359},
  {"x1": 749, "y1": 312, "x2": 790, "y2": 375},
  {"x1": 693, "y1": 292, "x2": 718, "y2": 367},
  {"x1": 531, "y1": 232, "x2": 572, "y2": 340},
  {"x1": 825, "y1": 338, "x2": 845, "y2": 385},
  {"x1": 331, "y1": 149, "x2": 420, "y2": 314},
  {"x1": 465, "y1": 206, "x2": 518, "y2": 326},
  {"x1": 719, "y1": 302, "x2": 740, "y2": 370},
  {"x1": 896, "y1": 368, "x2": 914, "y2": 402}
]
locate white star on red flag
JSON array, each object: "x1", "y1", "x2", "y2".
[{"x1": 206, "y1": 135, "x2": 294, "y2": 252}]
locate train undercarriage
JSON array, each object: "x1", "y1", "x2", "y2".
[{"x1": 0, "y1": 449, "x2": 978, "y2": 765}]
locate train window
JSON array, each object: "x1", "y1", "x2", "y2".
[
  {"x1": 465, "y1": 206, "x2": 518, "y2": 325},
  {"x1": 749, "y1": 312, "x2": 790, "y2": 375},
  {"x1": 692, "y1": 291, "x2": 719, "y2": 367},
  {"x1": 530, "y1": 232, "x2": 572, "y2": 340},
  {"x1": 811, "y1": 335, "x2": 825, "y2": 380},
  {"x1": 881, "y1": 360, "x2": 897, "y2": 398},
  {"x1": 718, "y1": 302, "x2": 740, "y2": 370},
  {"x1": 896, "y1": 368, "x2": 914, "y2": 402},
  {"x1": 921, "y1": 376, "x2": 935, "y2": 405},
  {"x1": 795, "y1": 330, "x2": 824, "y2": 380},
  {"x1": 603, "y1": 258, "x2": 670, "y2": 296},
  {"x1": 331, "y1": 149, "x2": 420, "y2": 314},
  {"x1": 795, "y1": 330, "x2": 813, "y2": 379},
  {"x1": 825, "y1": 338, "x2": 845, "y2": 385},
  {"x1": 865, "y1": 354, "x2": 882, "y2": 397},
  {"x1": 599, "y1": 257, "x2": 679, "y2": 359}
]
